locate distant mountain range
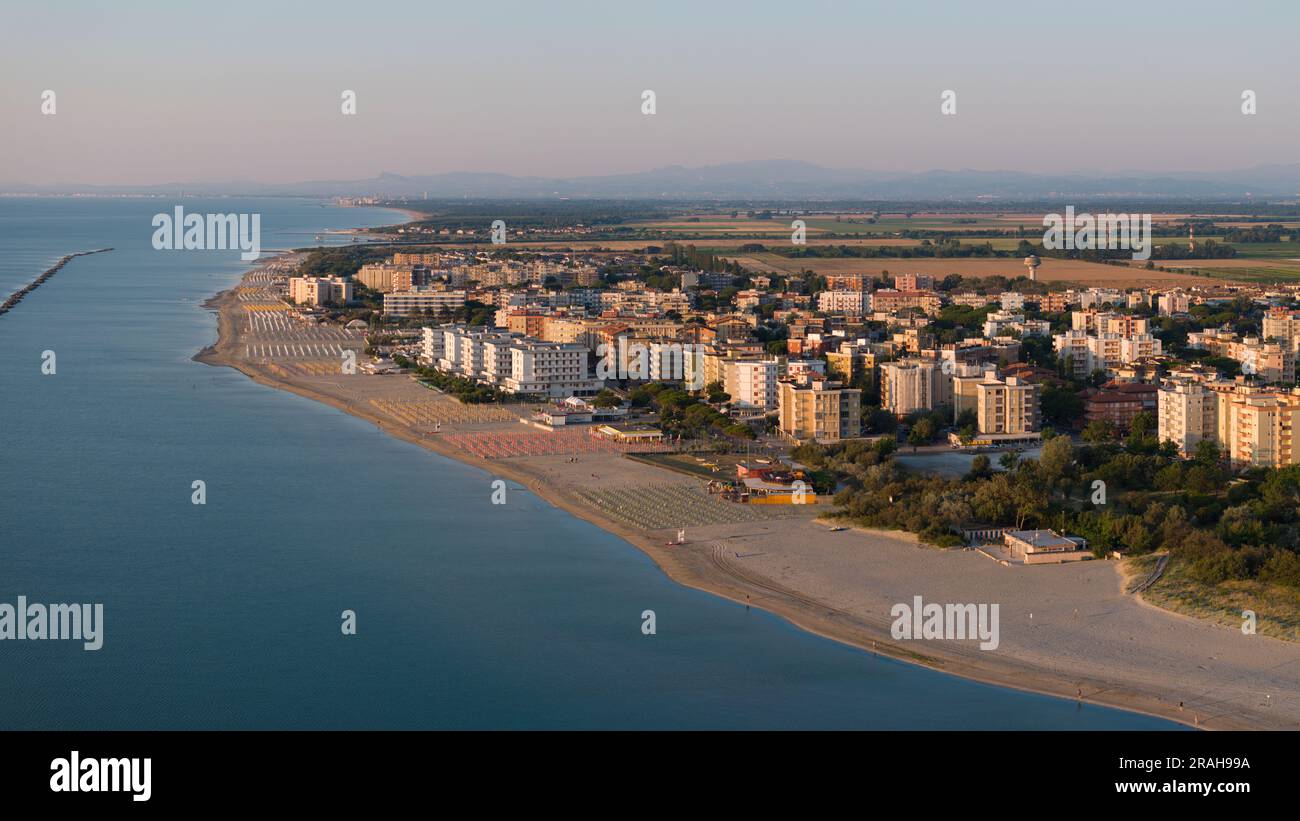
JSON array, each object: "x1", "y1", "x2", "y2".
[{"x1": 7, "y1": 160, "x2": 1300, "y2": 200}]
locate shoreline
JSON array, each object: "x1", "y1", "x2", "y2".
[{"x1": 194, "y1": 258, "x2": 1300, "y2": 732}]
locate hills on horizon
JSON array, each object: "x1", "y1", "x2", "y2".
[{"x1": 6, "y1": 159, "x2": 1300, "y2": 201}]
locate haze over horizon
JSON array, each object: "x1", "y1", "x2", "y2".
[{"x1": 3, "y1": 0, "x2": 1298, "y2": 187}]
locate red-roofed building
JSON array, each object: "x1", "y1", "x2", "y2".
[{"x1": 1082, "y1": 381, "x2": 1157, "y2": 433}]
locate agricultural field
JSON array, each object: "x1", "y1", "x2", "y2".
[
  {"x1": 1143, "y1": 262, "x2": 1300, "y2": 282},
  {"x1": 725, "y1": 252, "x2": 1221, "y2": 288}
]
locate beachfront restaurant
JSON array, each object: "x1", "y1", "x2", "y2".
[
  {"x1": 1003, "y1": 530, "x2": 1091, "y2": 564},
  {"x1": 593, "y1": 424, "x2": 665, "y2": 444}
]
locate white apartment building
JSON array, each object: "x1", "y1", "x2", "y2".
[
  {"x1": 1158, "y1": 291, "x2": 1190, "y2": 315},
  {"x1": 984, "y1": 311, "x2": 1052, "y2": 339},
  {"x1": 880, "y1": 359, "x2": 940, "y2": 416},
  {"x1": 504, "y1": 341, "x2": 602, "y2": 398},
  {"x1": 1118, "y1": 333, "x2": 1162, "y2": 363},
  {"x1": 1263, "y1": 308, "x2": 1300, "y2": 351},
  {"x1": 1054, "y1": 330, "x2": 1092, "y2": 378},
  {"x1": 437, "y1": 327, "x2": 515, "y2": 379},
  {"x1": 1158, "y1": 380, "x2": 1218, "y2": 457},
  {"x1": 420, "y1": 326, "x2": 447, "y2": 365},
  {"x1": 647, "y1": 341, "x2": 706, "y2": 385},
  {"x1": 481, "y1": 337, "x2": 521, "y2": 386},
  {"x1": 1079, "y1": 288, "x2": 1125, "y2": 309},
  {"x1": 952, "y1": 365, "x2": 998, "y2": 421},
  {"x1": 723, "y1": 359, "x2": 779, "y2": 411},
  {"x1": 999, "y1": 292, "x2": 1026, "y2": 311},
  {"x1": 1054, "y1": 330, "x2": 1161, "y2": 376},
  {"x1": 817, "y1": 290, "x2": 869, "y2": 315},
  {"x1": 382, "y1": 288, "x2": 467, "y2": 317}
]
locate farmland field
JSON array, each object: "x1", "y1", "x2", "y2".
[{"x1": 726, "y1": 252, "x2": 1225, "y2": 287}]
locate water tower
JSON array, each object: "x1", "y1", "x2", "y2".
[{"x1": 1024, "y1": 254, "x2": 1041, "y2": 281}]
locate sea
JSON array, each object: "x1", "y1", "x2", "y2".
[{"x1": 0, "y1": 196, "x2": 1180, "y2": 729}]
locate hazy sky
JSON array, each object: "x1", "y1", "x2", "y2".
[{"x1": 3, "y1": 0, "x2": 1298, "y2": 185}]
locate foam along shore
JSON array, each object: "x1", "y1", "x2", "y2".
[
  {"x1": 196, "y1": 258, "x2": 1300, "y2": 731},
  {"x1": 0, "y1": 248, "x2": 113, "y2": 317}
]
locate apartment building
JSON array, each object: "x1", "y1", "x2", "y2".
[
  {"x1": 817, "y1": 290, "x2": 868, "y2": 315},
  {"x1": 870, "y1": 289, "x2": 943, "y2": 317},
  {"x1": 1071, "y1": 311, "x2": 1150, "y2": 336},
  {"x1": 1262, "y1": 307, "x2": 1300, "y2": 351},
  {"x1": 648, "y1": 340, "x2": 706, "y2": 385},
  {"x1": 1079, "y1": 288, "x2": 1125, "y2": 309},
  {"x1": 777, "y1": 376, "x2": 862, "y2": 443},
  {"x1": 1157, "y1": 291, "x2": 1191, "y2": 315},
  {"x1": 999, "y1": 292, "x2": 1026, "y2": 311},
  {"x1": 880, "y1": 359, "x2": 940, "y2": 416},
  {"x1": 825, "y1": 273, "x2": 873, "y2": 291},
  {"x1": 894, "y1": 273, "x2": 934, "y2": 292},
  {"x1": 1224, "y1": 391, "x2": 1300, "y2": 469},
  {"x1": 1037, "y1": 292, "x2": 1073, "y2": 313},
  {"x1": 983, "y1": 311, "x2": 1050, "y2": 339},
  {"x1": 420, "y1": 325, "x2": 446, "y2": 365},
  {"x1": 382, "y1": 288, "x2": 468, "y2": 316},
  {"x1": 723, "y1": 359, "x2": 779, "y2": 411},
  {"x1": 826, "y1": 343, "x2": 878, "y2": 388},
  {"x1": 288, "y1": 275, "x2": 353, "y2": 306},
  {"x1": 504, "y1": 341, "x2": 602, "y2": 397},
  {"x1": 1083, "y1": 381, "x2": 1157, "y2": 433},
  {"x1": 680, "y1": 270, "x2": 738, "y2": 290},
  {"x1": 392, "y1": 253, "x2": 441, "y2": 266},
  {"x1": 356, "y1": 262, "x2": 431, "y2": 293},
  {"x1": 437, "y1": 326, "x2": 515, "y2": 378},
  {"x1": 975, "y1": 376, "x2": 1040, "y2": 438},
  {"x1": 481, "y1": 336, "x2": 523, "y2": 386},
  {"x1": 951, "y1": 292, "x2": 997, "y2": 308},
  {"x1": 1158, "y1": 379, "x2": 1218, "y2": 457},
  {"x1": 504, "y1": 308, "x2": 550, "y2": 338},
  {"x1": 952, "y1": 366, "x2": 998, "y2": 422},
  {"x1": 1189, "y1": 331, "x2": 1295, "y2": 384},
  {"x1": 1053, "y1": 330, "x2": 1161, "y2": 376},
  {"x1": 939, "y1": 339, "x2": 1021, "y2": 370}
]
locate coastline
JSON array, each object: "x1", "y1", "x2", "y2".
[{"x1": 194, "y1": 259, "x2": 1300, "y2": 732}]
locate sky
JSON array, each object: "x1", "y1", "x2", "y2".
[{"x1": 2, "y1": 0, "x2": 1298, "y2": 186}]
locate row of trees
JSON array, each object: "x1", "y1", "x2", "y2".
[
  {"x1": 628, "y1": 382, "x2": 755, "y2": 440},
  {"x1": 804, "y1": 432, "x2": 1300, "y2": 589}
]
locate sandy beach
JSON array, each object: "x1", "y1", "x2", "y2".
[{"x1": 196, "y1": 260, "x2": 1300, "y2": 730}]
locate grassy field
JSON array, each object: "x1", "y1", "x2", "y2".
[
  {"x1": 726, "y1": 252, "x2": 1221, "y2": 287},
  {"x1": 1132, "y1": 554, "x2": 1300, "y2": 642},
  {"x1": 1138, "y1": 255, "x2": 1300, "y2": 282},
  {"x1": 1174, "y1": 266, "x2": 1300, "y2": 283}
]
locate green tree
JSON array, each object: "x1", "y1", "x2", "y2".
[{"x1": 592, "y1": 389, "x2": 622, "y2": 409}]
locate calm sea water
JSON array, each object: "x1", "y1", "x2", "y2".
[{"x1": 0, "y1": 197, "x2": 1179, "y2": 729}]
